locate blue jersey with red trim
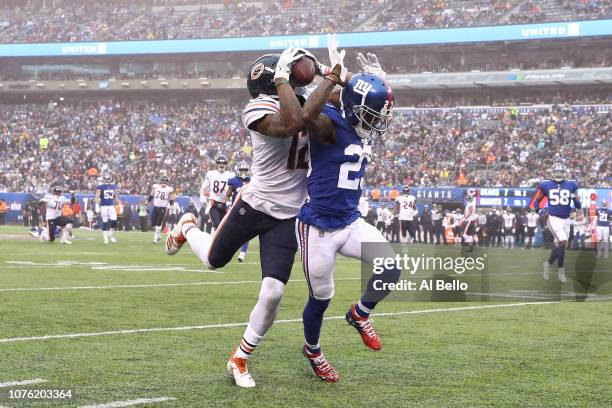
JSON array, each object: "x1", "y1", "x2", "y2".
[
  {"x1": 97, "y1": 184, "x2": 117, "y2": 206},
  {"x1": 298, "y1": 103, "x2": 367, "y2": 230},
  {"x1": 536, "y1": 179, "x2": 580, "y2": 219},
  {"x1": 595, "y1": 208, "x2": 611, "y2": 227},
  {"x1": 228, "y1": 176, "x2": 250, "y2": 203}
]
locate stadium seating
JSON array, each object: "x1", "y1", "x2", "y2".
[
  {"x1": 0, "y1": 0, "x2": 610, "y2": 43},
  {"x1": 0, "y1": 101, "x2": 609, "y2": 196}
]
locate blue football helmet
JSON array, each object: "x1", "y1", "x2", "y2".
[
  {"x1": 550, "y1": 163, "x2": 567, "y2": 182},
  {"x1": 340, "y1": 73, "x2": 394, "y2": 140}
]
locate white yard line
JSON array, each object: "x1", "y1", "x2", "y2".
[
  {"x1": 0, "y1": 278, "x2": 362, "y2": 293},
  {"x1": 0, "y1": 378, "x2": 47, "y2": 388},
  {"x1": 0, "y1": 302, "x2": 557, "y2": 344},
  {"x1": 79, "y1": 397, "x2": 176, "y2": 408}
]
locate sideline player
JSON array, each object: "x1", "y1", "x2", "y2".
[
  {"x1": 95, "y1": 173, "x2": 120, "y2": 244},
  {"x1": 462, "y1": 193, "x2": 478, "y2": 250},
  {"x1": 525, "y1": 207, "x2": 539, "y2": 249},
  {"x1": 226, "y1": 161, "x2": 251, "y2": 263},
  {"x1": 502, "y1": 208, "x2": 516, "y2": 249},
  {"x1": 595, "y1": 199, "x2": 611, "y2": 258},
  {"x1": 147, "y1": 176, "x2": 174, "y2": 243},
  {"x1": 39, "y1": 186, "x2": 76, "y2": 244},
  {"x1": 297, "y1": 58, "x2": 399, "y2": 382},
  {"x1": 530, "y1": 163, "x2": 581, "y2": 283},
  {"x1": 396, "y1": 186, "x2": 416, "y2": 246},
  {"x1": 201, "y1": 155, "x2": 234, "y2": 234}
]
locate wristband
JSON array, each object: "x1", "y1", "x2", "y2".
[{"x1": 274, "y1": 78, "x2": 290, "y2": 86}]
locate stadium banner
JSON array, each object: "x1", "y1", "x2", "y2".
[
  {"x1": 0, "y1": 192, "x2": 196, "y2": 225},
  {"x1": 0, "y1": 19, "x2": 611, "y2": 57}
]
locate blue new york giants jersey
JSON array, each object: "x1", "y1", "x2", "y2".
[
  {"x1": 97, "y1": 184, "x2": 117, "y2": 206},
  {"x1": 298, "y1": 103, "x2": 367, "y2": 230},
  {"x1": 538, "y1": 179, "x2": 580, "y2": 219},
  {"x1": 595, "y1": 208, "x2": 611, "y2": 227},
  {"x1": 228, "y1": 176, "x2": 250, "y2": 203}
]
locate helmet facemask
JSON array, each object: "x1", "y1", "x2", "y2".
[{"x1": 352, "y1": 103, "x2": 393, "y2": 141}]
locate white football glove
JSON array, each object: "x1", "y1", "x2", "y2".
[
  {"x1": 327, "y1": 33, "x2": 347, "y2": 83},
  {"x1": 356, "y1": 52, "x2": 387, "y2": 80},
  {"x1": 274, "y1": 47, "x2": 307, "y2": 82}
]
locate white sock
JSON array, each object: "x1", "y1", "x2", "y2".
[
  {"x1": 154, "y1": 226, "x2": 161, "y2": 241},
  {"x1": 184, "y1": 227, "x2": 214, "y2": 269},
  {"x1": 62, "y1": 229, "x2": 69, "y2": 241},
  {"x1": 233, "y1": 325, "x2": 264, "y2": 360},
  {"x1": 103, "y1": 230, "x2": 108, "y2": 240},
  {"x1": 109, "y1": 229, "x2": 113, "y2": 238}
]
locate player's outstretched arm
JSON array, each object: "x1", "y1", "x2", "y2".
[
  {"x1": 529, "y1": 187, "x2": 546, "y2": 210},
  {"x1": 253, "y1": 48, "x2": 306, "y2": 139},
  {"x1": 303, "y1": 64, "x2": 344, "y2": 145}
]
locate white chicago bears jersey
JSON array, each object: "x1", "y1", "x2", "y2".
[
  {"x1": 42, "y1": 193, "x2": 69, "y2": 220},
  {"x1": 241, "y1": 95, "x2": 308, "y2": 219},
  {"x1": 396, "y1": 195, "x2": 416, "y2": 221},
  {"x1": 152, "y1": 184, "x2": 173, "y2": 208},
  {"x1": 526, "y1": 212, "x2": 539, "y2": 227},
  {"x1": 503, "y1": 213, "x2": 516, "y2": 228},
  {"x1": 463, "y1": 201, "x2": 477, "y2": 222},
  {"x1": 204, "y1": 170, "x2": 235, "y2": 203}
]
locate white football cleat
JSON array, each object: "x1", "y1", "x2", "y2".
[
  {"x1": 110, "y1": 236, "x2": 116, "y2": 243},
  {"x1": 165, "y1": 213, "x2": 197, "y2": 255},
  {"x1": 542, "y1": 262, "x2": 550, "y2": 281},
  {"x1": 557, "y1": 267, "x2": 566, "y2": 283},
  {"x1": 61, "y1": 240, "x2": 73, "y2": 245},
  {"x1": 238, "y1": 251, "x2": 246, "y2": 263},
  {"x1": 227, "y1": 353, "x2": 256, "y2": 388}
]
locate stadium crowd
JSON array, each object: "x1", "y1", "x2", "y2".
[
  {"x1": 0, "y1": 100, "x2": 609, "y2": 197},
  {"x1": 0, "y1": 0, "x2": 610, "y2": 43}
]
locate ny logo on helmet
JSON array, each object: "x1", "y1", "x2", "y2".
[{"x1": 353, "y1": 79, "x2": 373, "y2": 97}]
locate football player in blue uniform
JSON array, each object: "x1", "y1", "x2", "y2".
[
  {"x1": 296, "y1": 59, "x2": 399, "y2": 382},
  {"x1": 95, "y1": 173, "x2": 120, "y2": 244},
  {"x1": 529, "y1": 163, "x2": 581, "y2": 283},
  {"x1": 226, "y1": 161, "x2": 252, "y2": 263},
  {"x1": 595, "y1": 199, "x2": 611, "y2": 258}
]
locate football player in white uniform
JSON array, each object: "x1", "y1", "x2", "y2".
[
  {"x1": 164, "y1": 200, "x2": 182, "y2": 231},
  {"x1": 165, "y1": 47, "x2": 318, "y2": 388},
  {"x1": 395, "y1": 186, "x2": 416, "y2": 244},
  {"x1": 462, "y1": 194, "x2": 478, "y2": 250},
  {"x1": 201, "y1": 155, "x2": 235, "y2": 234},
  {"x1": 595, "y1": 199, "x2": 611, "y2": 258},
  {"x1": 39, "y1": 186, "x2": 76, "y2": 244},
  {"x1": 147, "y1": 176, "x2": 174, "y2": 243},
  {"x1": 502, "y1": 209, "x2": 516, "y2": 248},
  {"x1": 525, "y1": 208, "x2": 539, "y2": 249}
]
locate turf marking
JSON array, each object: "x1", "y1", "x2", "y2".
[
  {"x1": 0, "y1": 378, "x2": 47, "y2": 388},
  {"x1": 79, "y1": 397, "x2": 176, "y2": 408},
  {"x1": 0, "y1": 302, "x2": 557, "y2": 344}
]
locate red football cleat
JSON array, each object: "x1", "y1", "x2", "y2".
[
  {"x1": 345, "y1": 304, "x2": 381, "y2": 351},
  {"x1": 303, "y1": 346, "x2": 338, "y2": 383}
]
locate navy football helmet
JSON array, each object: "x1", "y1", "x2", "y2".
[
  {"x1": 340, "y1": 73, "x2": 394, "y2": 140},
  {"x1": 401, "y1": 185, "x2": 410, "y2": 195},
  {"x1": 237, "y1": 161, "x2": 250, "y2": 178},
  {"x1": 216, "y1": 154, "x2": 228, "y2": 170},
  {"x1": 247, "y1": 54, "x2": 280, "y2": 98},
  {"x1": 550, "y1": 163, "x2": 567, "y2": 182}
]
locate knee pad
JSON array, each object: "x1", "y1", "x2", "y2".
[
  {"x1": 110, "y1": 220, "x2": 118, "y2": 229},
  {"x1": 102, "y1": 222, "x2": 109, "y2": 231}
]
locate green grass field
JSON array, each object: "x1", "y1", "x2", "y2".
[{"x1": 0, "y1": 226, "x2": 610, "y2": 408}]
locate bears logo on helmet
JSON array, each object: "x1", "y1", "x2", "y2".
[{"x1": 247, "y1": 54, "x2": 280, "y2": 98}]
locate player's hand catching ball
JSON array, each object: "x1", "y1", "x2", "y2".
[{"x1": 274, "y1": 47, "x2": 307, "y2": 83}]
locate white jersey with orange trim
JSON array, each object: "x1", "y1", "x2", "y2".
[
  {"x1": 396, "y1": 194, "x2": 416, "y2": 221},
  {"x1": 241, "y1": 95, "x2": 308, "y2": 219},
  {"x1": 42, "y1": 193, "x2": 69, "y2": 220},
  {"x1": 203, "y1": 169, "x2": 235, "y2": 203},
  {"x1": 463, "y1": 201, "x2": 477, "y2": 222},
  {"x1": 152, "y1": 184, "x2": 173, "y2": 208}
]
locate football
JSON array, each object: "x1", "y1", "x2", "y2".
[{"x1": 290, "y1": 56, "x2": 316, "y2": 86}]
